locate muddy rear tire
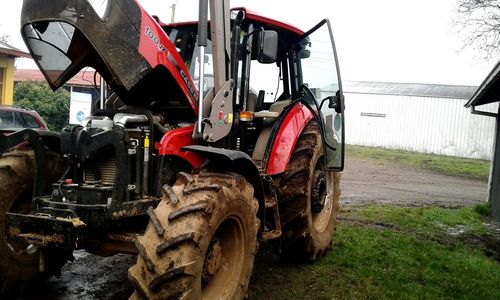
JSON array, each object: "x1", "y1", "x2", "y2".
[
  {"x1": 129, "y1": 171, "x2": 259, "y2": 300},
  {"x1": 0, "y1": 150, "x2": 71, "y2": 292},
  {"x1": 276, "y1": 122, "x2": 341, "y2": 261}
]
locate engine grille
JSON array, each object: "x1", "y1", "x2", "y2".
[{"x1": 84, "y1": 158, "x2": 117, "y2": 185}]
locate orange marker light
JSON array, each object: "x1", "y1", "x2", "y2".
[{"x1": 239, "y1": 111, "x2": 254, "y2": 122}]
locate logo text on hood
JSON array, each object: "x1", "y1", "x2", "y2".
[{"x1": 145, "y1": 26, "x2": 166, "y2": 53}]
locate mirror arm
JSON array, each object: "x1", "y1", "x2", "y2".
[
  {"x1": 319, "y1": 95, "x2": 333, "y2": 111},
  {"x1": 246, "y1": 27, "x2": 264, "y2": 39},
  {"x1": 244, "y1": 27, "x2": 264, "y2": 54},
  {"x1": 318, "y1": 92, "x2": 343, "y2": 113}
]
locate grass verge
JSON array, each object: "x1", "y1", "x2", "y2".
[
  {"x1": 346, "y1": 145, "x2": 490, "y2": 181},
  {"x1": 250, "y1": 205, "x2": 500, "y2": 299}
]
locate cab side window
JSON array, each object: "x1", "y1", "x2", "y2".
[{"x1": 249, "y1": 61, "x2": 283, "y2": 106}]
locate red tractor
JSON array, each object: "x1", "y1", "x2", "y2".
[{"x1": 0, "y1": 0, "x2": 345, "y2": 298}]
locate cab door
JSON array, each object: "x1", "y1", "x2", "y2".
[{"x1": 298, "y1": 19, "x2": 344, "y2": 171}]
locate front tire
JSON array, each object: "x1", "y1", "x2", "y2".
[
  {"x1": 276, "y1": 122, "x2": 341, "y2": 261},
  {"x1": 0, "y1": 150, "x2": 70, "y2": 292},
  {"x1": 129, "y1": 171, "x2": 259, "y2": 300}
]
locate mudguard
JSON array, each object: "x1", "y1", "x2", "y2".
[
  {"x1": 0, "y1": 129, "x2": 53, "y2": 196},
  {"x1": 156, "y1": 126, "x2": 205, "y2": 168},
  {"x1": 0, "y1": 129, "x2": 60, "y2": 155},
  {"x1": 21, "y1": 0, "x2": 197, "y2": 113},
  {"x1": 181, "y1": 145, "x2": 265, "y2": 217},
  {"x1": 265, "y1": 102, "x2": 314, "y2": 176}
]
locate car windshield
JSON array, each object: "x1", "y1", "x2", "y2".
[{"x1": 0, "y1": 110, "x2": 41, "y2": 130}]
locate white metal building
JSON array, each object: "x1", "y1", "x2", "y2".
[{"x1": 343, "y1": 81, "x2": 497, "y2": 160}]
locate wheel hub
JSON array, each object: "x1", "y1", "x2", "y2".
[{"x1": 312, "y1": 170, "x2": 327, "y2": 213}]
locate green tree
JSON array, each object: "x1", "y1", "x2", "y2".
[{"x1": 14, "y1": 81, "x2": 70, "y2": 131}]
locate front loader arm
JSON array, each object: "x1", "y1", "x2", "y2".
[{"x1": 195, "y1": 0, "x2": 235, "y2": 143}]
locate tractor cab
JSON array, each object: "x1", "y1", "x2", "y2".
[
  {"x1": 19, "y1": 1, "x2": 344, "y2": 174},
  {"x1": 164, "y1": 8, "x2": 345, "y2": 172}
]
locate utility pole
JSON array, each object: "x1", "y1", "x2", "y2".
[{"x1": 170, "y1": 0, "x2": 180, "y2": 23}]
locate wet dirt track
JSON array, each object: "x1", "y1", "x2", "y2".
[
  {"x1": 9, "y1": 157, "x2": 489, "y2": 299},
  {"x1": 341, "y1": 156, "x2": 488, "y2": 207}
]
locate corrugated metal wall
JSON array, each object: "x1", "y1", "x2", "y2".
[{"x1": 344, "y1": 92, "x2": 497, "y2": 160}]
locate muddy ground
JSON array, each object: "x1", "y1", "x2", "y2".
[{"x1": 10, "y1": 157, "x2": 490, "y2": 299}]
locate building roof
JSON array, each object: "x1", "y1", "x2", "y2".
[
  {"x1": 344, "y1": 81, "x2": 477, "y2": 100},
  {"x1": 0, "y1": 41, "x2": 30, "y2": 58},
  {"x1": 14, "y1": 69, "x2": 101, "y2": 87},
  {"x1": 465, "y1": 62, "x2": 500, "y2": 107}
]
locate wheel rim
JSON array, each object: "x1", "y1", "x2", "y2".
[
  {"x1": 311, "y1": 163, "x2": 334, "y2": 233},
  {"x1": 202, "y1": 217, "x2": 245, "y2": 299}
]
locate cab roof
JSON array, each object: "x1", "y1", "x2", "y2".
[
  {"x1": 160, "y1": 7, "x2": 304, "y2": 38},
  {"x1": 234, "y1": 7, "x2": 304, "y2": 37}
]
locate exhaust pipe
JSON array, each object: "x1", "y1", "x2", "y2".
[{"x1": 113, "y1": 113, "x2": 148, "y2": 128}]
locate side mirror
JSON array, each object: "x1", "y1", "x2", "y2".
[
  {"x1": 328, "y1": 90, "x2": 343, "y2": 114},
  {"x1": 257, "y1": 30, "x2": 278, "y2": 64},
  {"x1": 299, "y1": 49, "x2": 311, "y2": 59}
]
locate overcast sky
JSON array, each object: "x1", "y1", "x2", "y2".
[{"x1": 0, "y1": 0, "x2": 494, "y2": 86}]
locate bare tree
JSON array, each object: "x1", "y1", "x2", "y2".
[
  {"x1": 0, "y1": 34, "x2": 9, "y2": 44},
  {"x1": 0, "y1": 24, "x2": 10, "y2": 44},
  {"x1": 456, "y1": 0, "x2": 500, "y2": 60}
]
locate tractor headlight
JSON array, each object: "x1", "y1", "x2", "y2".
[{"x1": 87, "y1": 0, "x2": 110, "y2": 20}]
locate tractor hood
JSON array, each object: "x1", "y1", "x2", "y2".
[{"x1": 21, "y1": 0, "x2": 198, "y2": 111}]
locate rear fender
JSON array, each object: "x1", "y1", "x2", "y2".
[{"x1": 264, "y1": 102, "x2": 314, "y2": 176}]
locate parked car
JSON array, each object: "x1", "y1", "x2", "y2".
[{"x1": 0, "y1": 105, "x2": 48, "y2": 134}]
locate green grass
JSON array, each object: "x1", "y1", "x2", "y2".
[
  {"x1": 346, "y1": 145, "x2": 490, "y2": 181},
  {"x1": 341, "y1": 205, "x2": 489, "y2": 237},
  {"x1": 250, "y1": 205, "x2": 500, "y2": 299}
]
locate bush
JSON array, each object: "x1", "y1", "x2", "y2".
[
  {"x1": 474, "y1": 202, "x2": 492, "y2": 216},
  {"x1": 14, "y1": 81, "x2": 70, "y2": 132}
]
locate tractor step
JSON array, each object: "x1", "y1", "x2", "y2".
[
  {"x1": 262, "y1": 229, "x2": 282, "y2": 240},
  {"x1": 265, "y1": 198, "x2": 277, "y2": 208},
  {"x1": 262, "y1": 193, "x2": 282, "y2": 240}
]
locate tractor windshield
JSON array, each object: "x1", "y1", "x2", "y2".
[
  {"x1": 23, "y1": 21, "x2": 92, "y2": 89},
  {"x1": 166, "y1": 27, "x2": 214, "y2": 95}
]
